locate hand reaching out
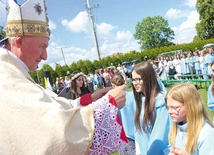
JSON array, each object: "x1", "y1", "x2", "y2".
[
  {"x1": 91, "y1": 87, "x2": 112, "y2": 102},
  {"x1": 107, "y1": 85, "x2": 126, "y2": 109},
  {"x1": 91, "y1": 85, "x2": 126, "y2": 109}
]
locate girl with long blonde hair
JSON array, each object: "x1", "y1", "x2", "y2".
[{"x1": 165, "y1": 83, "x2": 214, "y2": 155}]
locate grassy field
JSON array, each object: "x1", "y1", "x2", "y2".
[
  {"x1": 110, "y1": 152, "x2": 118, "y2": 155},
  {"x1": 109, "y1": 84, "x2": 214, "y2": 155},
  {"x1": 190, "y1": 87, "x2": 214, "y2": 118}
]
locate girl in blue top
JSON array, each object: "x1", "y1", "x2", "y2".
[
  {"x1": 129, "y1": 61, "x2": 171, "y2": 155},
  {"x1": 204, "y1": 46, "x2": 214, "y2": 77},
  {"x1": 207, "y1": 61, "x2": 214, "y2": 111},
  {"x1": 165, "y1": 83, "x2": 214, "y2": 155},
  {"x1": 193, "y1": 50, "x2": 201, "y2": 74}
]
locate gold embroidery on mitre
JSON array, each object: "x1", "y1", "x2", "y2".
[
  {"x1": 13, "y1": 24, "x2": 21, "y2": 33},
  {"x1": 6, "y1": 20, "x2": 50, "y2": 37},
  {"x1": 26, "y1": 24, "x2": 36, "y2": 33},
  {"x1": 6, "y1": 23, "x2": 22, "y2": 35}
]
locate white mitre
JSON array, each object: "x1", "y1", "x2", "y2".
[{"x1": 5, "y1": 0, "x2": 50, "y2": 37}]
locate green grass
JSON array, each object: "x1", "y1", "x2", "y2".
[
  {"x1": 196, "y1": 88, "x2": 214, "y2": 118},
  {"x1": 110, "y1": 152, "x2": 118, "y2": 155}
]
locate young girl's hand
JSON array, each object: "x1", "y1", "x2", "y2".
[{"x1": 170, "y1": 147, "x2": 190, "y2": 155}]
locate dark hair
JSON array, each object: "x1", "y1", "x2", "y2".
[
  {"x1": 131, "y1": 61, "x2": 162, "y2": 132},
  {"x1": 69, "y1": 71, "x2": 90, "y2": 99},
  {"x1": 111, "y1": 73, "x2": 125, "y2": 87}
]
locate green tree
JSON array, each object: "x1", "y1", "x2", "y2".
[
  {"x1": 55, "y1": 64, "x2": 66, "y2": 78},
  {"x1": 0, "y1": 25, "x2": 6, "y2": 40},
  {"x1": 84, "y1": 60, "x2": 95, "y2": 74},
  {"x1": 70, "y1": 62, "x2": 79, "y2": 73},
  {"x1": 76, "y1": 60, "x2": 84, "y2": 72},
  {"x1": 76, "y1": 60, "x2": 88, "y2": 74},
  {"x1": 103, "y1": 56, "x2": 113, "y2": 68},
  {"x1": 42, "y1": 64, "x2": 58, "y2": 84},
  {"x1": 196, "y1": 0, "x2": 214, "y2": 40},
  {"x1": 134, "y1": 16, "x2": 175, "y2": 50},
  {"x1": 29, "y1": 71, "x2": 40, "y2": 83},
  {"x1": 93, "y1": 60, "x2": 103, "y2": 71},
  {"x1": 193, "y1": 35, "x2": 201, "y2": 42}
]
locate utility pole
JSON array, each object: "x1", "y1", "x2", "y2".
[
  {"x1": 55, "y1": 46, "x2": 67, "y2": 66},
  {"x1": 85, "y1": 0, "x2": 101, "y2": 60}
]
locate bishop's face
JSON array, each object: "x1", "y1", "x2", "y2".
[{"x1": 18, "y1": 36, "x2": 49, "y2": 71}]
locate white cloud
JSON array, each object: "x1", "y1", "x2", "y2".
[
  {"x1": 96, "y1": 22, "x2": 116, "y2": 36},
  {"x1": 40, "y1": 40, "x2": 94, "y2": 69},
  {"x1": 172, "y1": 11, "x2": 199, "y2": 44},
  {"x1": 99, "y1": 39, "x2": 140, "y2": 58},
  {"x1": 98, "y1": 29, "x2": 140, "y2": 58},
  {"x1": 116, "y1": 30, "x2": 133, "y2": 41},
  {"x1": 45, "y1": 11, "x2": 140, "y2": 68},
  {"x1": 59, "y1": 46, "x2": 90, "y2": 65},
  {"x1": 165, "y1": 8, "x2": 188, "y2": 19},
  {"x1": 184, "y1": 0, "x2": 196, "y2": 7},
  {"x1": 61, "y1": 11, "x2": 90, "y2": 33},
  {"x1": 43, "y1": 27, "x2": 140, "y2": 69},
  {"x1": 49, "y1": 20, "x2": 56, "y2": 31}
]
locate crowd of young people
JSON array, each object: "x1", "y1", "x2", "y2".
[{"x1": 153, "y1": 46, "x2": 214, "y2": 81}]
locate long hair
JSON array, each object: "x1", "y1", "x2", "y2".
[
  {"x1": 166, "y1": 83, "x2": 214, "y2": 154},
  {"x1": 70, "y1": 71, "x2": 90, "y2": 99},
  {"x1": 131, "y1": 61, "x2": 162, "y2": 132}
]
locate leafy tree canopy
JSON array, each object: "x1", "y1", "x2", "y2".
[
  {"x1": 196, "y1": 0, "x2": 214, "y2": 39},
  {"x1": 0, "y1": 25, "x2": 6, "y2": 40},
  {"x1": 134, "y1": 16, "x2": 175, "y2": 50}
]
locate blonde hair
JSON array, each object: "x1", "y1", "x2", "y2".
[{"x1": 166, "y1": 83, "x2": 214, "y2": 154}]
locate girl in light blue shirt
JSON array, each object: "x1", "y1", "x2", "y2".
[
  {"x1": 128, "y1": 62, "x2": 171, "y2": 155},
  {"x1": 165, "y1": 83, "x2": 214, "y2": 155}
]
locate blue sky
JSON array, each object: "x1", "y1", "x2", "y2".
[{"x1": 0, "y1": 0, "x2": 199, "y2": 69}]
